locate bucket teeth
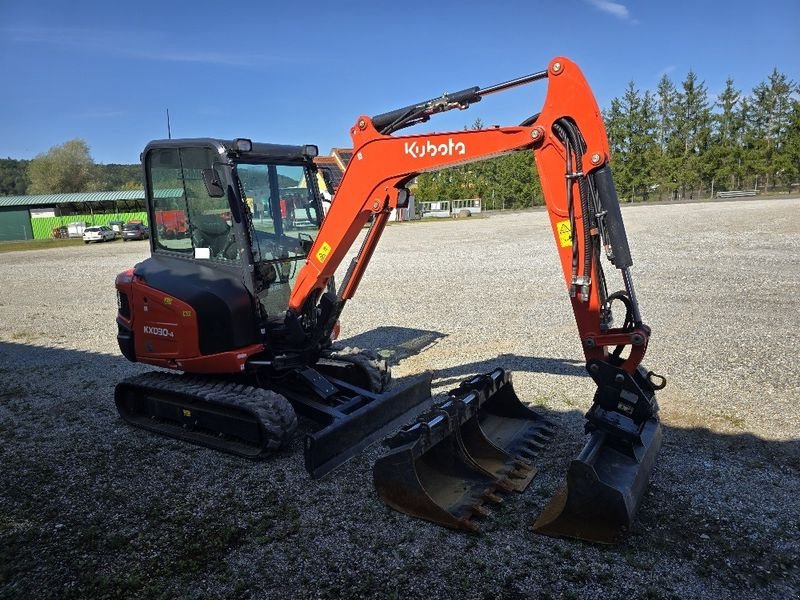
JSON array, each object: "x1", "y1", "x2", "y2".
[
  {"x1": 481, "y1": 491, "x2": 503, "y2": 505},
  {"x1": 510, "y1": 466, "x2": 533, "y2": 479},
  {"x1": 459, "y1": 519, "x2": 481, "y2": 533},
  {"x1": 374, "y1": 368, "x2": 557, "y2": 532},
  {"x1": 495, "y1": 478, "x2": 517, "y2": 493}
]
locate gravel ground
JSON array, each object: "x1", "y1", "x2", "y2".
[{"x1": 1, "y1": 199, "x2": 798, "y2": 599}]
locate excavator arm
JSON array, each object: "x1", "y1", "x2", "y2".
[
  {"x1": 291, "y1": 57, "x2": 652, "y2": 379},
  {"x1": 287, "y1": 57, "x2": 664, "y2": 543}
]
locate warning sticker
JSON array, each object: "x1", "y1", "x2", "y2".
[
  {"x1": 316, "y1": 241, "x2": 332, "y2": 263},
  {"x1": 556, "y1": 220, "x2": 572, "y2": 248}
]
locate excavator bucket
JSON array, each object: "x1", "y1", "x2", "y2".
[
  {"x1": 533, "y1": 417, "x2": 663, "y2": 543},
  {"x1": 373, "y1": 369, "x2": 557, "y2": 531}
]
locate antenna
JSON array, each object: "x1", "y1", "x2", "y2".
[{"x1": 166, "y1": 108, "x2": 172, "y2": 139}]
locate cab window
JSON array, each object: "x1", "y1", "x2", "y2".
[
  {"x1": 236, "y1": 163, "x2": 322, "y2": 317},
  {"x1": 147, "y1": 147, "x2": 239, "y2": 262}
]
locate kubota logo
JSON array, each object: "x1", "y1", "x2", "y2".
[
  {"x1": 404, "y1": 138, "x2": 466, "y2": 159},
  {"x1": 143, "y1": 325, "x2": 174, "y2": 338}
]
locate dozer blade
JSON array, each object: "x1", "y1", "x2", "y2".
[
  {"x1": 533, "y1": 417, "x2": 663, "y2": 544},
  {"x1": 373, "y1": 369, "x2": 557, "y2": 532},
  {"x1": 302, "y1": 372, "x2": 434, "y2": 478}
]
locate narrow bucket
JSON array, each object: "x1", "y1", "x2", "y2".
[
  {"x1": 532, "y1": 417, "x2": 663, "y2": 543},
  {"x1": 373, "y1": 369, "x2": 557, "y2": 532}
]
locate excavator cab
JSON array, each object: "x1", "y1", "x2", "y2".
[{"x1": 143, "y1": 138, "x2": 324, "y2": 331}]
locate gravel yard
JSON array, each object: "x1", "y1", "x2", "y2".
[{"x1": 1, "y1": 198, "x2": 798, "y2": 599}]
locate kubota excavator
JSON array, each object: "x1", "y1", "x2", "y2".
[{"x1": 114, "y1": 57, "x2": 664, "y2": 543}]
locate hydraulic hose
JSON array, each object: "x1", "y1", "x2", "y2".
[
  {"x1": 553, "y1": 122, "x2": 579, "y2": 285},
  {"x1": 557, "y1": 120, "x2": 594, "y2": 279}
]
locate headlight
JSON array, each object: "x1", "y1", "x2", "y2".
[{"x1": 233, "y1": 138, "x2": 252, "y2": 152}]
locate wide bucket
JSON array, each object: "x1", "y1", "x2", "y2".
[
  {"x1": 373, "y1": 369, "x2": 557, "y2": 532},
  {"x1": 532, "y1": 416, "x2": 663, "y2": 543}
]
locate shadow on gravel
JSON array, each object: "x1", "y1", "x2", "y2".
[
  {"x1": 338, "y1": 325, "x2": 446, "y2": 365},
  {"x1": 339, "y1": 326, "x2": 586, "y2": 385},
  {"x1": 433, "y1": 353, "x2": 586, "y2": 388},
  {"x1": 0, "y1": 339, "x2": 798, "y2": 599}
]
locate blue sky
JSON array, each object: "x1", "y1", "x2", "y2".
[{"x1": 1, "y1": 0, "x2": 798, "y2": 164}]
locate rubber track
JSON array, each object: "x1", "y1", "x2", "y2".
[{"x1": 117, "y1": 371, "x2": 297, "y2": 455}]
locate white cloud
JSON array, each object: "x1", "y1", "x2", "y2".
[
  {"x1": 658, "y1": 65, "x2": 677, "y2": 78},
  {"x1": 3, "y1": 26, "x2": 312, "y2": 68},
  {"x1": 586, "y1": 0, "x2": 633, "y2": 21},
  {"x1": 74, "y1": 110, "x2": 128, "y2": 119}
]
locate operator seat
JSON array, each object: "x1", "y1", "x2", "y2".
[{"x1": 191, "y1": 214, "x2": 238, "y2": 260}]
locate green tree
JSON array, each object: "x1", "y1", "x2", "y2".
[
  {"x1": 784, "y1": 100, "x2": 800, "y2": 185},
  {"x1": 0, "y1": 158, "x2": 29, "y2": 195},
  {"x1": 599, "y1": 65, "x2": 798, "y2": 199},
  {"x1": 672, "y1": 70, "x2": 712, "y2": 197},
  {"x1": 652, "y1": 74, "x2": 680, "y2": 198},
  {"x1": 655, "y1": 75, "x2": 678, "y2": 156},
  {"x1": 605, "y1": 83, "x2": 658, "y2": 201},
  {"x1": 94, "y1": 163, "x2": 142, "y2": 190},
  {"x1": 27, "y1": 139, "x2": 96, "y2": 194},
  {"x1": 747, "y1": 68, "x2": 797, "y2": 191},
  {"x1": 706, "y1": 77, "x2": 745, "y2": 191}
]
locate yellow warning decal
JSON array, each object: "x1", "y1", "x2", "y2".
[
  {"x1": 316, "y1": 241, "x2": 332, "y2": 263},
  {"x1": 182, "y1": 310, "x2": 192, "y2": 318},
  {"x1": 163, "y1": 297, "x2": 173, "y2": 305},
  {"x1": 182, "y1": 409, "x2": 192, "y2": 417},
  {"x1": 556, "y1": 220, "x2": 572, "y2": 248}
]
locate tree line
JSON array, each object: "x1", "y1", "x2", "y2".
[
  {"x1": 4, "y1": 65, "x2": 798, "y2": 205},
  {"x1": 415, "y1": 66, "x2": 799, "y2": 207},
  {"x1": 0, "y1": 139, "x2": 141, "y2": 196}
]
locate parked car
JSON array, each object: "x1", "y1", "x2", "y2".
[
  {"x1": 83, "y1": 226, "x2": 117, "y2": 244},
  {"x1": 121, "y1": 222, "x2": 150, "y2": 241}
]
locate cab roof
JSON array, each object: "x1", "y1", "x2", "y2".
[{"x1": 142, "y1": 138, "x2": 316, "y2": 164}]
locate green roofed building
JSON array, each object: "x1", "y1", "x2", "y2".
[{"x1": 0, "y1": 189, "x2": 180, "y2": 241}]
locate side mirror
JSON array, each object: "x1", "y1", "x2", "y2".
[{"x1": 202, "y1": 169, "x2": 225, "y2": 198}]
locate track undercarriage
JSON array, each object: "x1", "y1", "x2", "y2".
[{"x1": 115, "y1": 348, "x2": 434, "y2": 477}]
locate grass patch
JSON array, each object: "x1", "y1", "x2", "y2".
[
  {"x1": 719, "y1": 412, "x2": 746, "y2": 429},
  {"x1": 0, "y1": 238, "x2": 85, "y2": 254},
  {"x1": 10, "y1": 331, "x2": 36, "y2": 342}
]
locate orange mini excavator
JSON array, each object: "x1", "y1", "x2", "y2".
[{"x1": 114, "y1": 57, "x2": 665, "y2": 543}]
